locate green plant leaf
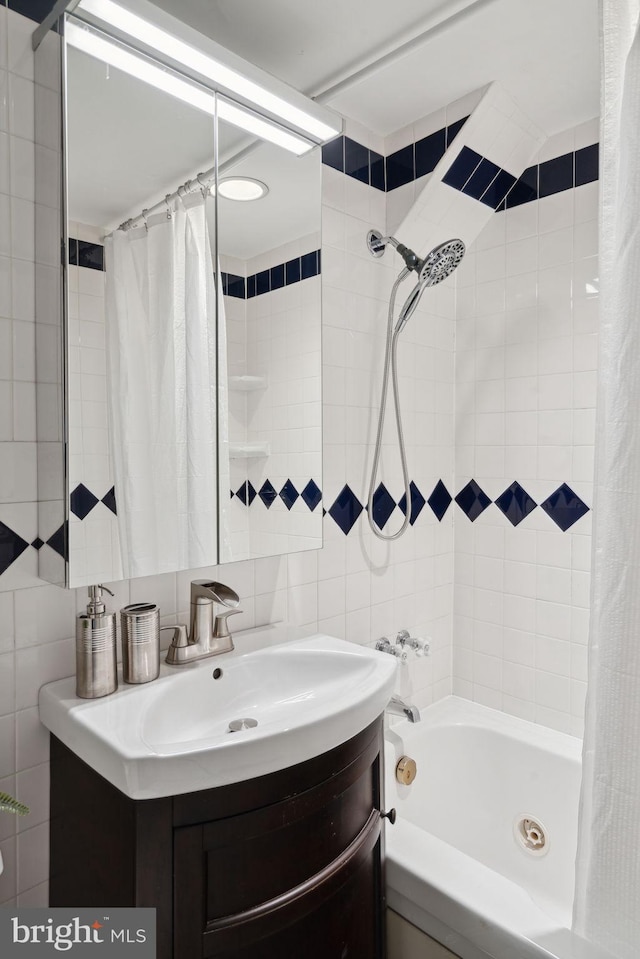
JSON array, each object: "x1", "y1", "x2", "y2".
[{"x1": 0, "y1": 791, "x2": 29, "y2": 816}]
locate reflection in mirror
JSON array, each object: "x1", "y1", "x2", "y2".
[
  {"x1": 66, "y1": 43, "x2": 222, "y2": 586},
  {"x1": 64, "y1": 35, "x2": 322, "y2": 586},
  {"x1": 216, "y1": 122, "x2": 322, "y2": 563}
]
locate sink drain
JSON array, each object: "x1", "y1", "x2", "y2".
[
  {"x1": 227, "y1": 718, "x2": 258, "y2": 733},
  {"x1": 514, "y1": 815, "x2": 549, "y2": 856}
]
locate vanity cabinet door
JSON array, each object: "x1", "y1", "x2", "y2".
[
  {"x1": 172, "y1": 721, "x2": 385, "y2": 959},
  {"x1": 174, "y1": 817, "x2": 383, "y2": 959}
]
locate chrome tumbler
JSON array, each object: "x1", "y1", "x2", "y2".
[{"x1": 121, "y1": 603, "x2": 160, "y2": 684}]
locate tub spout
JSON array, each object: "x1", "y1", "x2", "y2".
[{"x1": 387, "y1": 695, "x2": 421, "y2": 723}]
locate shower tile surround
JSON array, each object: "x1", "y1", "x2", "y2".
[{"x1": 0, "y1": 4, "x2": 599, "y2": 907}]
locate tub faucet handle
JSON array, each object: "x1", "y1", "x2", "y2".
[
  {"x1": 395, "y1": 629, "x2": 429, "y2": 656},
  {"x1": 375, "y1": 638, "x2": 407, "y2": 662}
]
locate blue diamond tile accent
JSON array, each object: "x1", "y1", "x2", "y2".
[
  {"x1": 495, "y1": 482, "x2": 537, "y2": 527},
  {"x1": 280, "y1": 480, "x2": 299, "y2": 510},
  {"x1": 258, "y1": 480, "x2": 277, "y2": 509},
  {"x1": 398, "y1": 481, "x2": 426, "y2": 526},
  {"x1": 371, "y1": 483, "x2": 396, "y2": 530},
  {"x1": 70, "y1": 483, "x2": 99, "y2": 520},
  {"x1": 328, "y1": 485, "x2": 363, "y2": 535},
  {"x1": 102, "y1": 487, "x2": 117, "y2": 515},
  {"x1": 541, "y1": 484, "x2": 589, "y2": 531},
  {"x1": 0, "y1": 521, "x2": 29, "y2": 575},
  {"x1": 235, "y1": 481, "x2": 256, "y2": 506},
  {"x1": 301, "y1": 480, "x2": 322, "y2": 512},
  {"x1": 428, "y1": 480, "x2": 453, "y2": 521},
  {"x1": 47, "y1": 522, "x2": 68, "y2": 561},
  {"x1": 455, "y1": 480, "x2": 492, "y2": 522}
]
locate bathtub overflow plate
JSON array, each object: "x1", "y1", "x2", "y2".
[
  {"x1": 514, "y1": 815, "x2": 549, "y2": 856},
  {"x1": 395, "y1": 756, "x2": 417, "y2": 785}
]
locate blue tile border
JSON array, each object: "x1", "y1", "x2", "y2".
[
  {"x1": 505, "y1": 147, "x2": 599, "y2": 209},
  {"x1": 69, "y1": 238, "x2": 104, "y2": 271},
  {"x1": 322, "y1": 117, "x2": 469, "y2": 194},
  {"x1": 322, "y1": 128, "x2": 599, "y2": 209},
  {"x1": 0, "y1": 476, "x2": 591, "y2": 578},
  {"x1": 222, "y1": 249, "x2": 321, "y2": 300}
]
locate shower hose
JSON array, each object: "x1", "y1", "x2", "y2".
[{"x1": 367, "y1": 267, "x2": 412, "y2": 540}]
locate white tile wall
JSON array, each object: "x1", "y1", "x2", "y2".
[
  {"x1": 223, "y1": 233, "x2": 323, "y2": 561},
  {"x1": 0, "y1": 4, "x2": 599, "y2": 910},
  {"x1": 0, "y1": 7, "x2": 458, "y2": 907},
  {"x1": 452, "y1": 128, "x2": 598, "y2": 737}
]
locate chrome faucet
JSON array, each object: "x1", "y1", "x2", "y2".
[
  {"x1": 386, "y1": 695, "x2": 421, "y2": 723},
  {"x1": 163, "y1": 580, "x2": 242, "y2": 665}
]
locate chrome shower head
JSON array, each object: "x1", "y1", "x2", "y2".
[
  {"x1": 418, "y1": 238, "x2": 466, "y2": 287},
  {"x1": 367, "y1": 229, "x2": 465, "y2": 304},
  {"x1": 391, "y1": 238, "x2": 466, "y2": 332}
]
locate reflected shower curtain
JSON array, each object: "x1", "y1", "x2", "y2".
[
  {"x1": 573, "y1": 3, "x2": 640, "y2": 956},
  {"x1": 105, "y1": 192, "x2": 224, "y2": 578}
]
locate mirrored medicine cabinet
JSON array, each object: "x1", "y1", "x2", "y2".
[{"x1": 34, "y1": 6, "x2": 325, "y2": 589}]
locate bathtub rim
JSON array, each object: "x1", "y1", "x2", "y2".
[{"x1": 384, "y1": 696, "x2": 613, "y2": 959}]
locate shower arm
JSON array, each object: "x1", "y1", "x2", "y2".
[{"x1": 367, "y1": 230, "x2": 422, "y2": 274}]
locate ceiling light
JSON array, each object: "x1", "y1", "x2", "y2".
[
  {"x1": 75, "y1": 0, "x2": 342, "y2": 144},
  {"x1": 216, "y1": 178, "x2": 269, "y2": 202},
  {"x1": 66, "y1": 22, "x2": 313, "y2": 155}
]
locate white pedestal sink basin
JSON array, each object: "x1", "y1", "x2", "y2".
[{"x1": 39, "y1": 634, "x2": 397, "y2": 799}]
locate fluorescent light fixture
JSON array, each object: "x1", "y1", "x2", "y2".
[
  {"x1": 65, "y1": 21, "x2": 312, "y2": 155},
  {"x1": 216, "y1": 178, "x2": 269, "y2": 202},
  {"x1": 76, "y1": 0, "x2": 341, "y2": 143}
]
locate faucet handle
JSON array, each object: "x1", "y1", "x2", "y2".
[{"x1": 213, "y1": 607, "x2": 242, "y2": 640}]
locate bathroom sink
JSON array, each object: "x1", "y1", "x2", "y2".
[{"x1": 39, "y1": 634, "x2": 396, "y2": 799}]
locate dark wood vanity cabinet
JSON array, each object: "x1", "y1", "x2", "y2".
[{"x1": 50, "y1": 718, "x2": 386, "y2": 959}]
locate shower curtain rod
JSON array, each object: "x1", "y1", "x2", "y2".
[
  {"x1": 116, "y1": 167, "x2": 213, "y2": 232},
  {"x1": 112, "y1": 140, "x2": 260, "y2": 234}
]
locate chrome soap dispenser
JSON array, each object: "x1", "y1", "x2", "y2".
[{"x1": 76, "y1": 584, "x2": 118, "y2": 699}]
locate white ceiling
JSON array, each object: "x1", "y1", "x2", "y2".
[
  {"x1": 67, "y1": 47, "x2": 320, "y2": 256},
  {"x1": 150, "y1": 0, "x2": 600, "y2": 137},
  {"x1": 67, "y1": 0, "x2": 600, "y2": 251}
]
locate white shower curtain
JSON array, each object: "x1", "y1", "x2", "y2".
[
  {"x1": 573, "y1": 3, "x2": 640, "y2": 956},
  {"x1": 105, "y1": 192, "x2": 224, "y2": 578}
]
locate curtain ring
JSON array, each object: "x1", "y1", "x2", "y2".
[
  {"x1": 196, "y1": 173, "x2": 210, "y2": 197},
  {"x1": 164, "y1": 195, "x2": 173, "y2": 219},
  {"x1": 141, "y1": 208, "x2": 149, "y2": 231}
]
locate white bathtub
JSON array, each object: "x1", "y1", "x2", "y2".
[{"x1": 384, "y1": 697, "x2": 610, "y2": 959}]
